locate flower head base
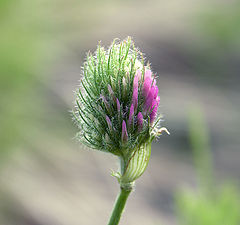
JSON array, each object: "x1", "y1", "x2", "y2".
[{"x1": 73, "y1": 37, "x2": 167, "y2": 187}]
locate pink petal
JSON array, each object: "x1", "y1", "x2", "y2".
[
  {"x1": 144, "y1": 86, "x2": 155, "y2": 112},
  {"x1": 144, "y1": 69, "x2": 152, "y2": 79},
  {"x1": 121, "y1": 120, "x2": 128, "y2": 142},
  {"x1": 137, "y1": 112, "x2": 143, "y2": 131},
  {"x1": 100, "y1": 94, "x2": 110, "y2": 112},
  {"x1": 142, "y1": 77, "x2": 152, "y2": 98},
  {"x1": 133, "y1": 73, "x2": 139, "y2": 89},
  {"x1": 116, "y1": 98, "x2": 120, "y2": 112},
  {"x1": 128, "y1": 104, "x2": 134, "y2": 126},
  {"x1": 106, "y1": 115, "x2": 112, "y2": 131},
  {"x1": 132, "y1": 87, "x2": 138, "y2": 110},
  {"x1": 150, "y1": 97, "x2": 160, "y2": 124},
  {"x1": 108, "y1": 84, "x2": 114, "y2": 95},
  {"x1": 154, "y1": 86, "x2": 158, "y2": 98}
]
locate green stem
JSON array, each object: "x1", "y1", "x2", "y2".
[{"x1": 107, "y1": 187, "x2": 132, "y2": 225}]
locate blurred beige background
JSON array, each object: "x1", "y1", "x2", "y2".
[{"x1": 0, "y1": 0, "x2": 240, "y2": 224}]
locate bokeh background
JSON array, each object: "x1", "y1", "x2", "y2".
[{"x1": 0, "y1": 0, "x2": 240, "y2": 224}]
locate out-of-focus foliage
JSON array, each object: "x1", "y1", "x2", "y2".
[
  {"x1": 0, "y1": 0, "x2": 56, "y2": 158},
  {"x1": 176, "y1": 107, "x2": 240, "y2": 225},
  {"x1": 188, "y1": 107, "x2": 213, "y2": 192},
  {"x1": 177, "y1": 185, "x2": 240, "y2": 225},
  {"x1": 185, "y1": 1, "x2": 240, "y2": 84}
]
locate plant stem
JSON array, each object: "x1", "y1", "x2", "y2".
[{"x1": 107, "y1": 186, "x2": 132, "y2": 225}]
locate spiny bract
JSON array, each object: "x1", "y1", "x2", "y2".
[{"x1": 73, "y1": 37, "x2": 166, "y2": 186}]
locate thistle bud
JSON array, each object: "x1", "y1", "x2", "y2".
[{"x1": 73, "y1": 37, "x2": 167, "y2": 188}]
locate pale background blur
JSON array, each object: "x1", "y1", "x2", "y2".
[{"x1": 0, "y1": 0, "x2": 240, "y2": 224}]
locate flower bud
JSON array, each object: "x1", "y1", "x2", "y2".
[{"x1": 73, "y1": 37, "x2": 166, "y2": 187}]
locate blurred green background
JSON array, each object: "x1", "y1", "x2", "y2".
[{"x1": 0, "y1": 0, "x2": 240, "y2": 224}]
